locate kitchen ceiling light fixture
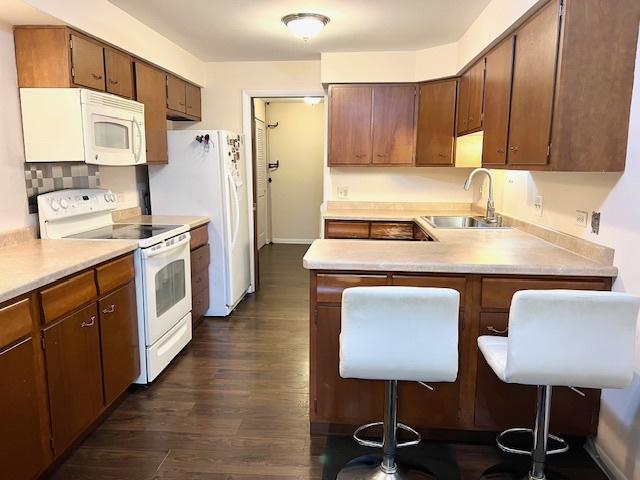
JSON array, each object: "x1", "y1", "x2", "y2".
[{"x1": 281, "y1": 13, "x2": 330, "y2": 41}]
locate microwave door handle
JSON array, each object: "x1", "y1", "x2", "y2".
[
  {"x1": 143, "y1": 236, "x2": 190, "y2": 258},
  {"x1": 133, "y1": 117, "x2": 143, "y2": 163}
]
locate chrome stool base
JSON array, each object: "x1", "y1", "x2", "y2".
[
  {"x1": 337, "y1": 455, "x2": 436, "y2": 480},
  {"x1": 479, "y1": 462, "x2": 569, "y2": 480}
]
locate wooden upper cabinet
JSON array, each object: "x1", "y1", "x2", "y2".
[
  {"x1": 328, "y1": 85, "x2": 373, "y2": 166},
  {"x1": 371, "y1": 85, "x2": 417, "y2": 165},
  {"x1": 467, "y1": 60, "x2": 485, "y2": 131},
  {"x1": 44, "y1": 303, "x2": 104, "y2": 454},
  {"x1": 482, "y1": 37, "x2": 515, "y2": 166},
  {"x1": 507, "y1": 0, "x2": 561, "y2": 167},
  {"x1": 186, "y1": 83, "x2": 202, "y2": 119},
  {"x1": 457, "y1": 59, "x2": 485, "y2": 135},
  {"x1": 416, "y1": 79, "x2": 457, "y2": 166},
  {"x1": 166, "y1": 75, "x2": 187, "y2": 113},
  {"x1": 105, "y1": 48, "x2": 133, "y2": 98},
  {"x1": 456, "y1": 72, "x2": 470, "y2": 134},
  {"x1": 70, "y1": 34, "x2": 105, "y2": 91},
  {"x1": 135, "y1": 62, "x2": 168, "y2": 164}
]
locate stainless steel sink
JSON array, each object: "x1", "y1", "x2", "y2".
[{"x1": 422, "y1": 215, "x2": 509, "y2": 229}]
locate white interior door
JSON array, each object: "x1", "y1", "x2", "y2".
[{"x1": 254, "y1": 118, "x2": 269, "y2": 249}]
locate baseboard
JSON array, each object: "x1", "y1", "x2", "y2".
[
  {"x1": 271, "y1": 238, "x2": 314, "y2": 244},
  {"x1": 585, "y1": 438, "x2": 626, "y2": 480}
]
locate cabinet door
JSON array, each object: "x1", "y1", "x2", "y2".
[
  {"x1": 135, "y1": 62, "x2": 168, "y2": 164},
  {"x1": 99, "y1": 282, "x2": 139, "y2": 405},
  {"x1": 456, "y1": 70, "x2": 470, "y2": 134},
  {"x1": 167, "y1": 75, "x2": 187, "y2": 113},
  {"x1": 105, "y1": 49, "x2": 133, "y2": 98},
  {"x1": 467, "y1": 60, "x2": 485, "y2": 131},
  {"x1": 415, "y1": 80, "x2": 457, "y2": 166},
  {"x1": 371, "y1": 85, "x2": 416, "y2": 165},
  {"x1": 0, "y1": 338, "x2": 48, "y2": 479},
  {"x1": 507, "y1": 0, "x2": 561, "y2": 166},
  {"x1": 482, "y1": 37, "x2": 514, "y2": 166},
  {"x1": 185, "y1": 83, "x2": 202, "y2": 119},
  {"x1": 70, "y1": 34, "x2": 105, "y2": 91},
  {"x1": 44, "y1": 304, "x2": 103, "y2": 454},
  {"x1": 328, "y1": 85, "x2": 373, "y2": 165},
  {"x1": 313, "y1": 306, "x2": 384, "y2": 423},
  {"x1": 474, "y1": 313, "x2": 600, "y2": 434}
]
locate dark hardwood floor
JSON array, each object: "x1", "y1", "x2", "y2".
[{"x1": 50, "y1": 244, "x2": 607, "y2": 480}]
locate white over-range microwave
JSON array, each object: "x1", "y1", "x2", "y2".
[{"x1": 20, "y1": 88, "x2": 147, "y2": 166}]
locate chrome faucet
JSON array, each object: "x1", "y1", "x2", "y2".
[{"x1": 464, "y1": 168, "x2": 497, "y2": 223}]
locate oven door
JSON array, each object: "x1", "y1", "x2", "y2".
[
  {"x1": 82, "y1": 103, "x2": 145, "y2": 166},
  {"x1": 141, "y1": 233, "x2": 192, "y2": 346}
]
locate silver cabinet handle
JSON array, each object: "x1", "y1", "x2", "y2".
[
  {"x1": 417, "y1": 381, "x2": 434, "y2": 391},
  {"x1": 487, "y1": 325, "x2": 508, "y2": 334},
  {"x1": 81, "y1": 315, "x2": 96, "y2": 328},
  {"x1": 92, "y1": 73, "x2": 103, "y2": 80},
  {"x1": 568, "y1": 386, "x2": 586, "y2": 397},
  {"x1": 509, "y1": 146, "x2": 518, "y2": 152},
  {"x1": 102, "y1": 304, "x2": 115, "y2": 314}
]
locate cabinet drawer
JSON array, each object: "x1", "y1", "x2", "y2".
[
  {"x1": 0, "y1": 298, "x2": 33, "y2": 350},
  {"x1": 40, "y1": 270, "x2": 97, "y2": 324},
  {"x1": 191, "y1": 267, "x2": 209, "y2": 294},
  {"x1": 392, "y1": 275, "x2": 466, "y2": 306},
  {"x1": 191, "y1": 244, "x2": 211, "y2": 273},
  {"x1": 369, "y1": 222, "x2": 414, "y2": 240},
  {"x1": 96, "y1": 254, "x2": 135, "y2": 295},
  {"x1": 481, "y1": 277, "x2": 609, "y2": 309},
  {"x1": 325, "y1": 221, "x2": 370, "y2": 239},
  {"x1": 190, "y1": 225, "x2": 209, "y2": 250},
  {"x1": 316, "y1": 274, "x2": 387, "y2": 304}
]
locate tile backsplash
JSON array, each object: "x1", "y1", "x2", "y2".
[{"x1": 24, "y1": 163, "x2": 100, "y2": 213}]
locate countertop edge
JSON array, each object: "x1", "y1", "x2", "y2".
[{"x1": 0, "y1": 242, "x2": 138, "y2": 304}]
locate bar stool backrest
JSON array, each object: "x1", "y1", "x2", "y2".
[
  {"x1": 505, "y1": 289, "x2": 640, "y2": 389},
  {"x1": 340, "y1": 286, "x2": 460, "y2": 382}
]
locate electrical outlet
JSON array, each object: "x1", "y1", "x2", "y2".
[
  {"x1": 337, "y1": 186, "x2": 349, "y2": 199},
  {"x1": 116, "y1": 192, "x2": 125, "y2": 204},
  {"x1": 534, "y1": 196, "x2": 544, "y2": 218},
  {"x1": 575, "y1": 210, "x2": 588, "y2": 228}
]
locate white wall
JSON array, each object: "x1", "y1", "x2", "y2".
[
  {"x1": 475, "y1": 36, "x2": 640, "y2": 480},
  {"x1": 0, "y1": 21, "x2": 33, "y2": 233},
  {"x1": 267, "y1": 102, "x2": 324, "y2": 242}
]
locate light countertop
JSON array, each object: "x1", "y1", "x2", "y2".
[
  {"x1": 117, "y1": 215, "x2": 210, "y2": 229},
  {"x1": 0, "y1": 239, "x2": 138, "y2": 304},
  {"x1": 306, "y1": 206, "x2": 617, "y2": 277}
]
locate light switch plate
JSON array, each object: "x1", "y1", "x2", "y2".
[{"x1": 534, "y1": 196, "x2": 543, "y2": 218}]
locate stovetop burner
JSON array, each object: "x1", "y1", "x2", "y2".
[{"x1": 65, "y1": 223, "x2": 183, "y2": 240}]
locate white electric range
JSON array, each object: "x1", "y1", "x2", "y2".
[{"x1": 38, "y1": 188, "x2": 193, "y2": 383}]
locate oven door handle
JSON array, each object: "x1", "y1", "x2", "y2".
[{"x1": 142, "y1": 235, "x2": 190, "y2": 258}]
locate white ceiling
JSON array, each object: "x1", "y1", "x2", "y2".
[{"x1": 106, "y1": 0, "x2": 492, "y2": 62}]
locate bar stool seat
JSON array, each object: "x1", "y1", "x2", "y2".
[
  {"x1": 478, "y1": 289, "x2": 640, "y2": 480},
  {"x1": 338, "y1": 286, "x2": 460, "y2": 480}
]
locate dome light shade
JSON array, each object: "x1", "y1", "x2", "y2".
[{"x1": 282, "y1": 13, "x2": 330, "y2": 40}]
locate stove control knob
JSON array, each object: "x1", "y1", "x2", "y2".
[
  {"x1": 109, "y1": 193, "x2": 116, "y2": 203},
  {"x1": 104, "y1": 193, "x2": 111, "y2": 202},
  {"x1": 50, "y1": 199, "x2": 60, "y2": 211},
  {"x1": 60, "y1": 198, "x2": 69, "y2": 209}
]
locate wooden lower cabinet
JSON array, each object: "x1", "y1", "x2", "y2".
[
  {"x1": 190, "y1": 225, "x2": 211, "y2": 327},
  {"x1": 0, "y1": 337, "x2": 48, "y2": 480},
  {"x1": 44, "y1": 303, "x2": 104, "y2": 454},
  {"x1": 324, "y1": 220, "x2": 430, "y2": 241},
  {"x1": 310, "y1": 272, "x2": 610, "y2": 437},
  {"x1": 99, "y1": 282, "x2": 139, "y2": 405}
]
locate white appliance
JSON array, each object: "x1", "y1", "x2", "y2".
[
  {"x1": 21, "y1": 88, "x2": 146, "y2": 166},
  {"x1": 149, "y1": 130, "x2": 251, "y2": 316},
  {"x1": 37, "y1": 188, "x2": 191, "y2": 384}
]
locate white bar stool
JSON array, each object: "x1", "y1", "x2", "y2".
[
  {"x1": 478, "y1": 290, "x2": 640, "y2": 480},
  {"x1": 337, "y1": 286, "x2": 460, "y2": 480}
]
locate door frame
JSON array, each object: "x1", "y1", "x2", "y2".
[{"x1": 241, "y1": 89, "x2": 326, "y2": 292}]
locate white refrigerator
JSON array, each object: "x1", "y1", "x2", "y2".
[{"x1": 149, "y1": 130, "x2": 251, "y2": 316}]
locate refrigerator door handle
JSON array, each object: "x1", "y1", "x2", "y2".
[{"x1": 227, "y1": 171, "x2": 240, "y2": 248}]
